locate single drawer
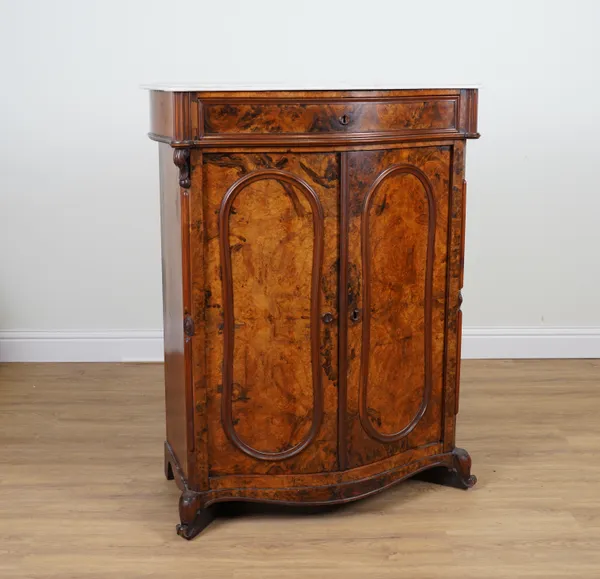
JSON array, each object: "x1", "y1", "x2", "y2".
[{"x1": 201, "y1": 96, "x2": 459, "y2": 136}]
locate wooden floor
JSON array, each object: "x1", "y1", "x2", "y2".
[{"x1": 1, "y1": 360, "x2": 599, "y2": 578}]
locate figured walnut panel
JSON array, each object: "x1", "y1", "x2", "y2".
[
  {"x1": 219, "y1": 170, "x2": 324, "y2": 460},
  {"x1": 201, "y1": 152, "x2": 339, "y2": 476},
  {"x1": 203, "y1": 98, "x2": 457, "y2": 135},
  {"x1": 345, "y1": 147, "x2": 451, "y2": 469},
  {"x1": 359, "y1": 165, "x2": 436, "y2": 442}
]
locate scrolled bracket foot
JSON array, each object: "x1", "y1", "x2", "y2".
[
  {"x1": 450, "y1": 447, "x2": 477, "y2": 489},
  {"x1": 414, "y1": 448, "x2": 476, "y2": 490},
  {"x1": 177, "y1": 490, "x2": 216, "y2": 540}
]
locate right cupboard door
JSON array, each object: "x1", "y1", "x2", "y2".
[{"x1": 345, "y1": 146, "x2": 452, "y2": 468}]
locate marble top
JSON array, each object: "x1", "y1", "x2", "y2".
[{"x1": 142, "y1": 82, "x2": 480, "y2": 92}]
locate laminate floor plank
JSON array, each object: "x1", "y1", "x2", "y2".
[{"x1": 1, "y1": 360, "x2": 599, "y2": 578}]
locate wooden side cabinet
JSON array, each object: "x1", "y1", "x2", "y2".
[{"x1": 146, "y1": 86, "x2": 479, "y2": 539}]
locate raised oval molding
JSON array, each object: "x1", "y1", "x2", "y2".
[
  {"x1": 218, "y1": 169, "x2": 325, "y2": 460},
  {"x1": 358, "y1": 164, "x2": 436, "y2": 443}
]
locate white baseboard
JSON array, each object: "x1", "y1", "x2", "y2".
[
  {"x1": 0, "y1": 327, "x2": 598, "y2": 363},
  {"x1": 462, "y1": 326, "x2": 600, "y2": 359},
  {"x1": 0, "y1": 330, "x2": 164, "y2": 362}
]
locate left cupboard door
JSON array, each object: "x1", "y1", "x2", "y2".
[{"x1": 195, "y1": 152, "x2": 340, "y2": 477}]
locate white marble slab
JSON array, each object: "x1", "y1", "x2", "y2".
[{"x1": 142, "y1": 82, "x2": 480, "y2": 92}]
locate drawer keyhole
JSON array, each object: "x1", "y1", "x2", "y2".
[
  {"x1": 350, "y1": 309, "x2": 360, "y2": 322},
  {"x1": 339, "y1": 114, "x2": 350, "y2": 126}
]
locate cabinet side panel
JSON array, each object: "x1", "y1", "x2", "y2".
[
  {"x1": 150, "y1": 91, "x2": 174, "y2": 140},
  {"x1": 159, "y1": 142, "x2": 188, "y2": 477},
  {"x1": 443, "y1": 141, "x2": 466, "y2": 451}
]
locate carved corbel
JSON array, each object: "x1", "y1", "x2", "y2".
[{"x1": 173, "y1": 148, "x2": 191, "y2": 188}]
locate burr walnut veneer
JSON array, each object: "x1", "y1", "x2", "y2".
[{"x1": 147, "y1": 87, "x2": 479, "y2": 539}]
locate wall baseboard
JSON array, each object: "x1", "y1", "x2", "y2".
[
  {"x1": 0, "y1": 330, "x2": 164, "y2": 362},
  {"x1": 462, "y1": 326, "x2": 600, "y2": 359},
  {"x1": 0, "y1": 327, "x2": 599, "y2": 363}
]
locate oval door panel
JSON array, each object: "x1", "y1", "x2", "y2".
[
  {"x1": 219, "y1": 170, "x2": 325, "y2": 460},
  {"x1": 359, "y1": 164, "x2": 436, "y2": 442}
]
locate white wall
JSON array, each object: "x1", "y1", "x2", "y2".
[{"x1": 1, "y1": 0, "x2": 599, "y2": 361}]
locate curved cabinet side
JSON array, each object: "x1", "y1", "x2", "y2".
[
  {"x1": 359, "y1": 164, "x2": 436, "y2": 443},
  {"x1": 219, "y1": 169, "x2": 325, "y2": 461}
]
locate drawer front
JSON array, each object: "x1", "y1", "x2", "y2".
[{"x1": 202, "y1": 97, "x2": 458, "y2": 135}]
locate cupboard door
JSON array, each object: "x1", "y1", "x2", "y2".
[
  {"x1": 345, "y1": 147, "x2": 451, "y2": 468},
  {"x1": 201, "y1": 152, "x2": 339, "y2": 476}
]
